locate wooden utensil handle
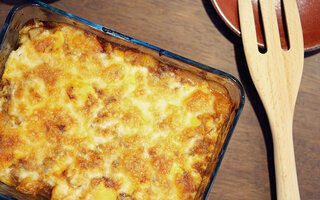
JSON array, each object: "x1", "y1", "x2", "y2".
[{"x1": 270, "y1": 120, "x2": 300, "y2": 200}]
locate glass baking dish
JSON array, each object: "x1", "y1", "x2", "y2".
[{"x1": 0, "y1": 1, "x2": 245, "y2": 200}]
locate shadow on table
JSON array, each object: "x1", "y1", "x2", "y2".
[
  {"x1": 0, "y1": 0, "x2": 59, "y2": 5},
  {"x1": 305, "y1": 48, "x2": 320, "y2": 57},
  {"x1": 201, "y1": 0, "x2": 277, "y2": 199}
]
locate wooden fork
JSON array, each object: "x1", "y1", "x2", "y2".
[{"x1": 238, "y1": 0, "x2": 303, "y2": 199}]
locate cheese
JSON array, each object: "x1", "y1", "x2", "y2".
[
  {"x1": 95, "y1": 183, "x2": 117, "y2": 200},
  {"x1": 0, "y1": 20, "x2": 232, "y2": 200}
]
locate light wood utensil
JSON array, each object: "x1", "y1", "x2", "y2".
[{"x1": 238, "y1": 0, "x2": 303, "y2": 199}]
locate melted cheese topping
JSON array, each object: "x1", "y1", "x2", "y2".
[{"x1": 0, "y1": 21, "x2": 232, "y2": 200}]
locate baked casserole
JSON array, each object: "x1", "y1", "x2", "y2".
[{"x1": 0, "y1": 21, "x2": 232, "y2": 200}]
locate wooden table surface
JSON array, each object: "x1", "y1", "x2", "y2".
[{"x1": 0, "y1": 0, "x2": 319, "y2": 199}]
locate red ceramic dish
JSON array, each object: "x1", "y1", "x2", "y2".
[{"x1": 211, "y1": 0, "x2": 320, "y2": 52}]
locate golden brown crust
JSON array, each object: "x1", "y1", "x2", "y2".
[{"x1": 0, "y1": 20, "x2": 232, "y2": 200}]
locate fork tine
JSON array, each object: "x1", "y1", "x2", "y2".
[
  {"x1": 282, "y1": 0, "x2": 304, "y2": 110},
  {"x1": 259, "y1": 0, "x2": 281, "y2": 50},
  {"x1": 282, "y1": 0, "x2": 304, "y2": 52},
  {"x1": 238, "y1": 0, "x2": 260, "y2": 57}
]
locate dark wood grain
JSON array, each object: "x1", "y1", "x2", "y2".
[{"x1": 0, "y1": 0, "x2": 319, "y2": 199}]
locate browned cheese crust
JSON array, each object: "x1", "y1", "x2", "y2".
[{"x1": 0, "y1": 21, "x2": 232, "y2": 200}]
